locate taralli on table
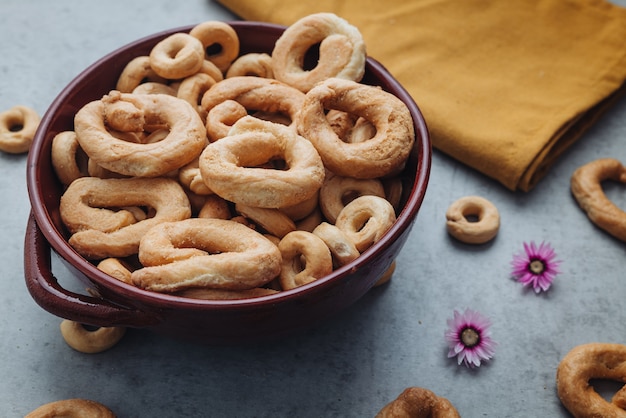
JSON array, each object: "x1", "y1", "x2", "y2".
[
  {"x1": 189, "y1": 20, "x2": 240, "y2": 72},
  {"x1": 278, "y1": 230, "x2": 333, "y2": 290},
  {"x1": 570, "y1": 158, "x2": 626, "y2": 242},
  {"x1": 297, "y1": 77, "x2": 414, "y2": 179},
  {"x1": 25, "y1": 398, "x2": 116, "y2": 418},
  {"x1": 60, "y1": 319, "x2": 126, "y2": 354},
  {"x1": 557, "y1": 343, "x2": 626, "y2": 417},
  {"x1": 375, "y1": 387, "x2": 460, "y2": 418},
  {"x1": 131, "y1": 218, "x2": 282, "y2": 292},
  {"x1": 60, "y1": 177, "x2": 191, "y2": 259},
  {"x1": 74, "y1": 91, "x2": 207, "y2": 177},
  {"x1": 271, "y1": 12, "x2": 366, "y2": 92},
  {"x1": 445, "y1": 196, "x2": 500, "y2": 244},
  {"x1": 0, "y1": 105, "x2": 40, "y2": 153},
  {"x1": 335, "y1": 195, "x2": 396, "y2": 253},
  {"x1": 199, "y1": 116, "x2": 325, "y2": 208},
  {"x1": 149, "y1": 32, "x2": 205, "y2": 79}
]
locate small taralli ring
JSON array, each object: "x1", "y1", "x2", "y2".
[
  {"x1": 25, "y1": 398, "x2": 116, "y2": 418},
  {"x1": 189, "y1": 20, "x2": 240, "y2": 72},
  {"x1": 375, "y1": 387, "x2": 460, "y2": 418},
  {"x1": 0, "y1": 105, "x2": 40, "y2": 153},
  {"x1": 149, "y1": 32, "x2": 205, "y2": 79},
  {"x1": 445, "y1": 196, "x2": 500, "y2": 244},
  {"x1": 278, "y1": 230, "x2": 333, "y2": 290},
  {"x1": 570, "y1": 158, "x2": 626, "y2": 242},
  {"x1": 557, "y1": 343, "x2": 626, "y2": 417},
  {"x1": 59, "y1": 320, "x2": 126, "y2": 354}
]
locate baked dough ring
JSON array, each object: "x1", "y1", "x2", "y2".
[
  {"x1": 60, "y1": 320, "x2": 126, "y2": 354},
  {"x1": 51, "y1": 131, "x2": 89, "y2": 186},
  {"x1": 375, "y1": 387, "x2": 460, "y2": 418},
  {"x1": 0, "y1": 105, "x2": 40, "y2": 153},
  {"x1": 571, "y1": 158, "x2": 626, "y2": 242},
  {"x1": 200, "y1": 76, "x2": 305, "y2": 132},
  {"x1": 319, "y1": 175, "x2": 386, "y2": 224},
  {"x1": 335, "y1": 195, "x2": 396, "y2": 252},
  {"x1": 60, "y1": 177, "x2": 191, "y2": 259},
  {"x1": 557, "y1": 343, "x2": 626, "y2": 418},
  {"x1": 297, "y1": 77, "x2": 414, "y2": 179},
  {"x1": 189, "y1": 20, "x2": 240, "y2": 72},
  {"x1": 25, "y1": 398, "x2": 116, "y2": 418},
  {"x1": 199, "y1": 116, "x2": 325, "y2": 208},
  {"x1": 278, "y1": 230, "x2": 333, "y2": 290},
  {"x1": 312, "y1": 221, "x2": 360, "y2": 267},
  {"x1": 445, "y1": 196, "x2": 500, "y2": 244},
  {"x1": 74, "y1": 91, "x2": 207, "y2": 177},
  {"x1": 272, "y1": 12, "x2": 366, "y2": 92},
  {"x1": 226, "y1": 53, "x2": 274, "y2": 78},
  {"x1": 131, "y1": 218, "x2": 282, "y2": 292},
  {"x1": 149, "y1": 32, "x2": 205, "y2": 79},
  {"x1": 116, "y1": 55, "x2": 167, "y2": 93}
]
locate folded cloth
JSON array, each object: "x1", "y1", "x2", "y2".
[{"x1": 216, "y1": 0, "x2": 626, "y2": 191}]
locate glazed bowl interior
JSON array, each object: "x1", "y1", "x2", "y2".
[{"x1": 26, "y1": 21, "x2": 431, "y2": 340}]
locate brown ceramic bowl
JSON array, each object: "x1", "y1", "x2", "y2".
[{"x1": 24, "y1": 21, "x2": 431, "y2": 344}]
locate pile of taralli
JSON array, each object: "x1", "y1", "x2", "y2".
[{"x1": 52, "y1": 13, "x2": 413, "y2": 301}]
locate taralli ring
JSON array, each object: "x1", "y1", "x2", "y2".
[
  {"x1": 0, "y1": 105, "x2": 40, "y2": 153},
  {"x1": 570, "y1": 158, "x2": 626, "y2": 242},
  {"x1": 278, "y1": 230, "x2": 333, "y2": 290},
  {"x1": 297, "y1": 77, "x2": 415, "y2": 179},
  {"x1": 149, "y1": 32, "x2": 205, "y2": 79},
  {"x1": 271, "y1": 12, "x2": 366, "y2": 92},
  {"x1": 59, "y1": 177, "x2": 191, "y2": 259},
  {"x1": 189, "y1": 20, "x2": 240, "y2": 72},
  {"x1": 60, "y1": 320, "x2": 126, "y2": 354},
  {"x1": 557, "y1": 343, "x2": 626, "y2": 417},
  {"x1": 335, "y1": 195, "x2": 396, "y2": 252},
  {"x1": 25, "y1": 398, "x2": 116, "y2": 418},
  {"x1": 199, "y1": 116, "x2": 325, "y2": 208},
  {"x1": 74, "y1": 91, "x2": 206, "y2": 177},
  {"x1": 375, "y1": 387, "x2": 460, "y2": 418},
  {"x1": 445, "y1": 196, "x2": 500, "y2": 244},
  {"x1": 115, "y1": 55, "x2": 167, "y2": 93},
  {"x1": 131, "y1": 218, "x2": 282, "y2": 293},
  {"x1": 226, "y1": 53, "x2": 274, "y2": 78}
]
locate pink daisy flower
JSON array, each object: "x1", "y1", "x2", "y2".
[
  {"x1": 444, "y1": 308, "x2": 496, "y2": 368},
  {"x1": 511, "y1": 241, "x2": 561, "y2": 293}
]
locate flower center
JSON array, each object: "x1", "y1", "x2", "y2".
[
  {"x1": 529, "y1": 259, "x2": 545, "y2": 274},
  {"x1": 461, "y1": 327, "x2": 480, "y2": 348}
]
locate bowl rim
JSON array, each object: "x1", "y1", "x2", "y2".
[{"x1": 26, "y1": 21, "x2": 431, "y2": 311}]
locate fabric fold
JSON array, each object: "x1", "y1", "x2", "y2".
[{"x1": 217, "y1": 0, "x2": 626, "y2": 191}]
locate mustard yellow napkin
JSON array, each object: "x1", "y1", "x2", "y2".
[{"x1": 216, "y1": 0, "x2": 626, "y2": 191}]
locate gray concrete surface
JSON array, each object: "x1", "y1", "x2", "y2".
[{"x1": 1, "y1": 1, "x2": 626, "y2": 416}]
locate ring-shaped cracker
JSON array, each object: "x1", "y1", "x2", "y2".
[
  {"x1": 271, "y1": 12, "x2": 366, "y2": 92},
  {"x1": 278, "y1": 230, "x2": 333, "y2": 290},
  {"x1": 60, "y1": 177, "x2": 191, "y2": 259},
  {"x1": 445, "y1": 196, "x2": 500, "y2": 244},
  {"x1": 571, "y1": 158, "x2": 626, "y2": 242},
  {"x1": 0, "y1": 105, "x2": 40, "y2": 153},
  {"x1": 60, "y1": 320, "x2": 126, "y2": 354},
  {"x1": 189, "y1": 20, "x2": 240, "y2": 72},
  {"x1": 25, "y1": 398, "x2": 116, "y2": 418},
  {"x1": 319, "y1": 175, "x2": 386, "y2": 224},
  {"x1": 226, "y1": 53, "x2": 274, "y2": 78},
  {"x1": 74, "y1": 91, "x2": 207, "y2": 177},
  {"x1": 376, "y1": 387, "x2": 460, "y2": 418},
  {"x1": 199, "y1": 116, "x2": 325, "y2": 208},
  {"x1": 335, "y1": 195, "x2": 396, "y2": 252},
  {"x1": 149, "y1": 32, "x2": 205, "y2": 79},
  {"x1": 51, "y1": 131, "x2": 89, "y2": 186},
  {"x1": 116, "y1": 55, "x2": 167, "y2": 93},
  {"x1": 131, "y1": 218, "x2": 282, "y2": 292},
  {"x1": 557, "y1": 343, "x2": 626, "y2": 417},
  {"x1": 297, "y1": 77, "x2": 414, "y2": 179},
  {"x1": 200, "y1": 76, "x2": 305, "y2": 132}
]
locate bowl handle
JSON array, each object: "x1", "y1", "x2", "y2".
[{"x1": 24, "y1": 213, "x2": 161, "y2": 328}]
